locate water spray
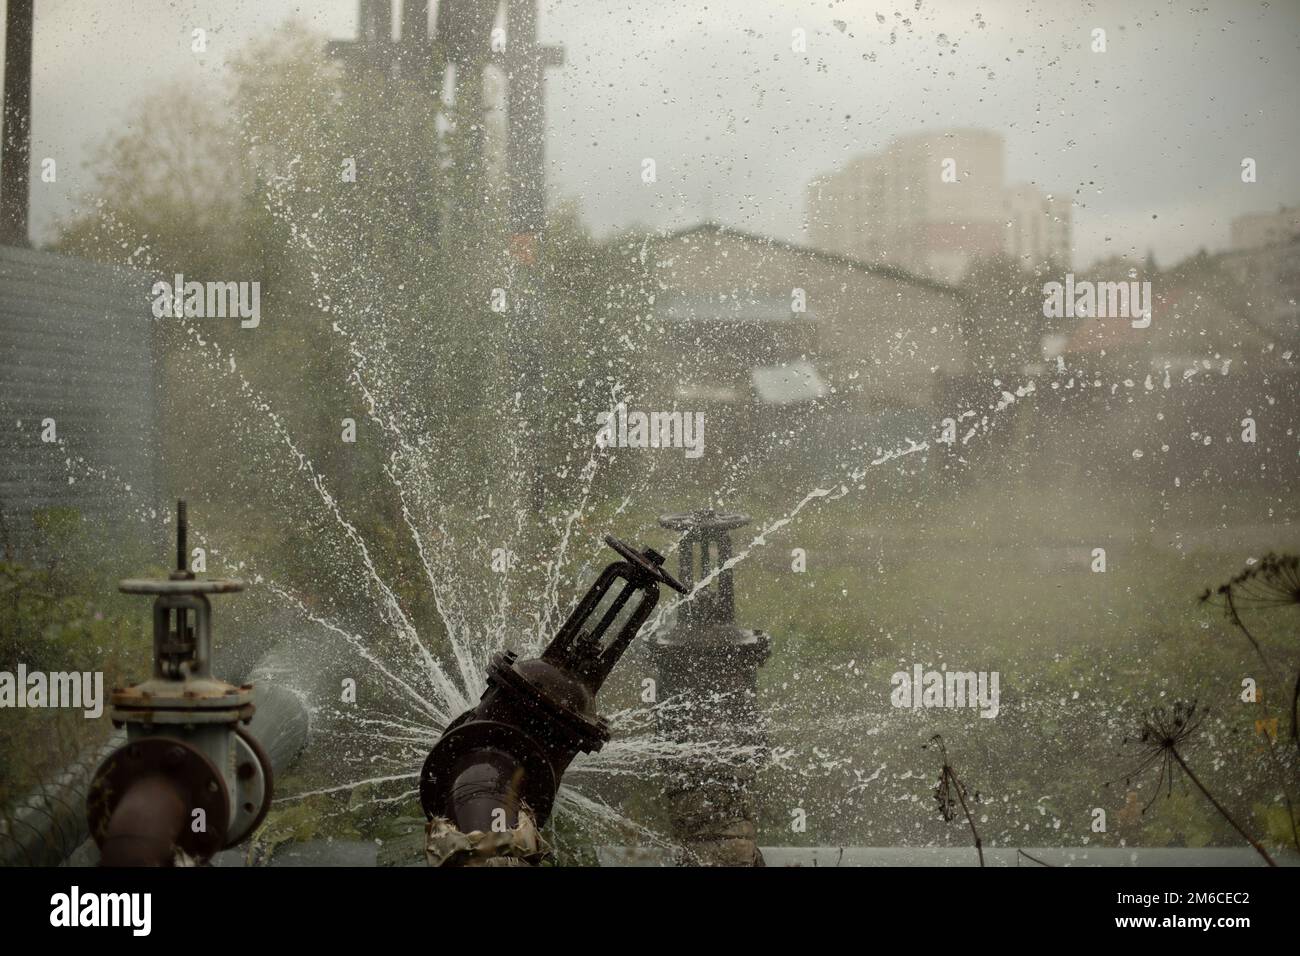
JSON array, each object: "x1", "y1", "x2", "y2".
[
  {"x1": 647, "y1": 508, "x2": 771, "y2": 866},
  {"x1": 420, "y1": 535, "x2": 685, "y2": 863},
  {"x1": 85, "y1": 501, "x2": 274, "y2": 866}
]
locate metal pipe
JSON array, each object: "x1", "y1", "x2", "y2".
[
  {"x1": 0, "y1": 731, "x2": 124, "y2": 868},
  {"x1": 3, "y1": 520, "x2": 317, "y2": 868},
  {"x1": 71, "y1": 680, "x2": 307, "y2": 867},
  {"x1": 244, "y1": 680, "x2": 311, "y2": 779},
  {"x1": 446, "y1": 748, "x2": 523, "y2": 833},
  {"x1": 86, "y1": 501, "x2": 271, "y2": 866},
  {"x1": 98, "y1": 775, "x2": 188, "y2": 868},
  {"x1": 0, "y1": 670, "x2": 311, "y2": 867}
]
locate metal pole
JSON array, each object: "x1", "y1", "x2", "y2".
[
  {"x1": 399, "y1": 0, "x2": 429, "y2": 79},
  {"x1": 1, "y1": 0, "x2": 34, "y2": 247}
]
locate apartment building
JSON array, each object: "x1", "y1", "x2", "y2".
[{"x1": 806, "y1": 129, "x2": 1070, "y2": 283}]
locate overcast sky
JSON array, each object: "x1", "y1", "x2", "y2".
[{"x1": 7, "y1": 0, "x2": 1299, "y2": 269}]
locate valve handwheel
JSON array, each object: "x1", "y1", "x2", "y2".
[{"x1": 604, "y1": 534, "x2": 688, "y2": 593}]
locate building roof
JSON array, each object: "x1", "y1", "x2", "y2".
[
  {"x1": 658, "y1": 294, "x2": 815, "y2": 324},
  {"x1": 652, "y1": 222, "x2": 963, "y2": 297}
]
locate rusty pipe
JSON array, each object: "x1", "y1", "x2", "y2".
[
  {"x1": 97, "y1": 775, "x2": 188, "y2": 868},
  {"x1": 87, "y1": 735, "x2": 232, "y2": 866}
]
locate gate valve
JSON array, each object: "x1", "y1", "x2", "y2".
[
  {"x1": 87, "y1": 501, "x2": 273, "y2": 865},
  {"x1": 419, "y1": 535, "x2": 685, "y2": 832}
]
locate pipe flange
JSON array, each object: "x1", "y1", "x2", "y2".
[
  {"x1": 88, "y1": 736, "x2": 231, "y2": 861},
  {"x1": 225, "y1": 725, "x2": 274, "y2": 847}
]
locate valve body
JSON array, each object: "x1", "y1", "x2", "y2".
[
  {"x1": 646, "y1": 509, "x2": 771, "y2": 866},
  {"x1": 87, "y1": 502, "x2": 272, "y2": 865},
  {"x1": 420, "y1": 536, "x2": 685, "y2": 857}
]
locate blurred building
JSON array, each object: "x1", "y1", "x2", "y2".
[
  {"x1": 1005, "y1": 183, "x2": 1071, "y2": 274},
  {"x1": 805, "y1": 129, "x2": 1070, "y2": 283},
  {"x1": 1229, "y1": 204, "x2": 1300, "y2": 251},
  {"x1": 1219, "y1": 206, "x2": 1300, "y2": 332},
  {"x1": 1053, "y1": 247, "x2": 1299, "y2": 489},
  {"x1": 634, "y1": 223, "x2": 965, "y2": 471}
]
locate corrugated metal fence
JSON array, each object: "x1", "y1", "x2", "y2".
[{"x1": 0, "y1": 245, "x2": 159, "y2": 558}]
